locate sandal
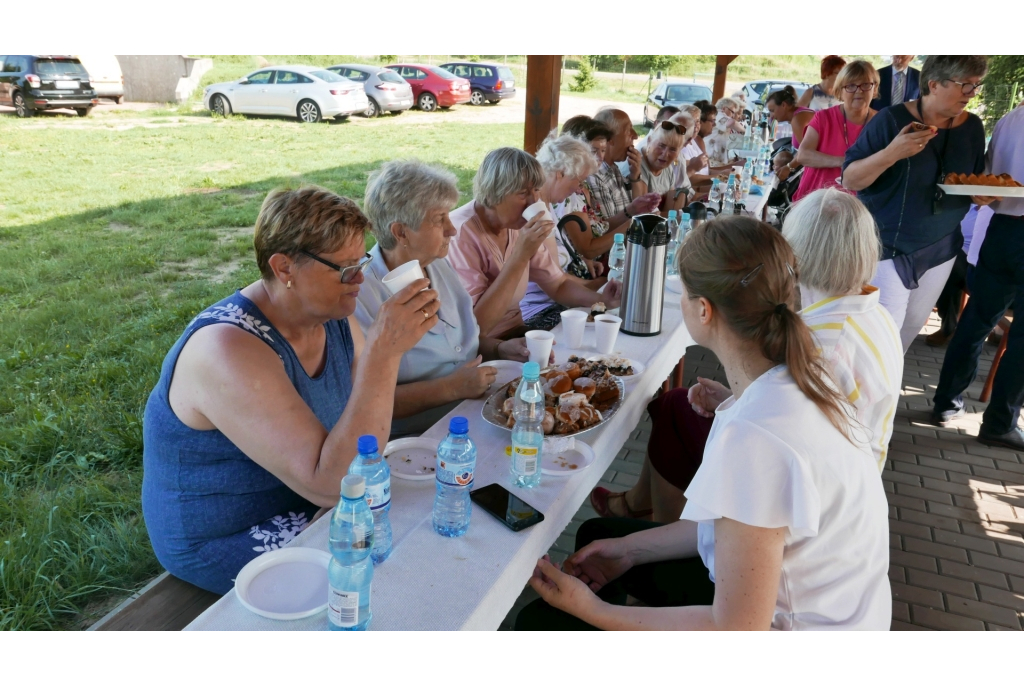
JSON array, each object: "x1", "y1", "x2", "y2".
[{"x1": 589, "y1": 487, "x2": 653, "y2": 519}]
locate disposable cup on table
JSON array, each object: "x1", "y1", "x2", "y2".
[
  {"x1": 524, "y1": 330, "x2": 554, "y2": 368},
  {"x1": 381, "y1": 260, "x2": 425, "y2": 295},
  {"x1": 559, "y1": 310, "x2": 588, "y2": 349},
  {"x1": 594, "y1": 314, "x2": 622, "y2": 355}
]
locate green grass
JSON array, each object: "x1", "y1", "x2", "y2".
[{"x1": 0, "y1": 107, "x2": 522, "y2": 629}]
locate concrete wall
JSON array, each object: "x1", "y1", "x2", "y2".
[{"x1": 116, "y1": 55, "x2": 213, "y2": 103}]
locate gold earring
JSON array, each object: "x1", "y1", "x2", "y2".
[{"x1": 287, "y1": 281, "x2": 292, "y2": 289}]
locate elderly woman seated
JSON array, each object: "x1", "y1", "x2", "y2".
[
  {"x1": 448, "y1": 147, "x2": 620, "y2": 339},
  {"x1": 143, "y1": 186, "x2": 438, "y2": 594},
  {"x1": 355, "y1": 160, "x2": 535, "y2": 436},
  {"x1": 704, "y1": 96, "x2": 746, "y2": 165}
]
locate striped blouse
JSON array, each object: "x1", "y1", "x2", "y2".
[{"x1": 802, "y1": 285, "x2": 904, "y2": 472}]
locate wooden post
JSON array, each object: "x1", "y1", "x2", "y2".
[
  {"x1": 712, "y1": 55, "x2": 738, "y2": 102},
  {"x1": 524, "y1": 55, "x2": 561, "y2": 154}
]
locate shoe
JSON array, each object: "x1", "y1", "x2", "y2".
[
  {"x1": 926, "y1": 330, "x2": 952, "y2": 347},
  {"x1": 977, "y1": 427, "x2": 1024, "y2": 451},
  {"x1": 589, "y1": 487, "x2": 653, "y2": 519},
  {"x1": 930, "y1": 406, "x2": 965, "y2": 426}
]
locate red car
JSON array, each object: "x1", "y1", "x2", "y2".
[{"x1": 385, "y1": 63, "x2": 470, "y2": 112}]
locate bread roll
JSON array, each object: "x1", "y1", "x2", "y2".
[{"x1": 573, "y1": 377, "x2": 596, "y2": 399}]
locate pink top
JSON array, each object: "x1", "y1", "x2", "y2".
[
  {"x1": 790, "y1": 107, "x2": 815, "y2": 149},
  {"x1": 447, "y1": 200, "x2": 565, "y2": 338},
  {"x1": 793, "y1": 107, "x2": 866, "y2": 202}
]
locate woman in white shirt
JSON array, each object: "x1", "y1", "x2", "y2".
[{"x1": 517, "y1": 216, "x2": 891, "y2": 630}]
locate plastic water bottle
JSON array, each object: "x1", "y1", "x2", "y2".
[
  {"x1": 433, "y1": 416, "x2": 477, "y2": 537},
  {"x1": 708, "y1": 178, "x2": 722, "y2": 205},
  {"x1": 740, "y1": 160, "x2": 752, "y2": 196},
  {"x1": 608, "y1": 233, "x2": 627, "y2": 285},
  {"x1": 681, "y1": 211, "x2": 692, "y2": 237},
  {"x1": 665, "y1": 210, "x2": 679, "y2": 277},
  {"x1": 347, "y1": 435, "x2": 392, "y2": 565},
  {"x1": 510, "y1": 362, "x2": 544, "y2": 488},
  {"x1": 723, "y1": 175, "x2": 737, "y2": 215},
  {"x1": 328, "y1": 474, "x2": 374, "y2": 631}
]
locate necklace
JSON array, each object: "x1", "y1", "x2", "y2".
[{"x1": 839, "y1": 105, "x2": 874, "y2": 148}]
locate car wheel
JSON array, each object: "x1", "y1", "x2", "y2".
[
  {"x1": 470, "y1": 89, "x2": 485, "y2": 106},
  {"x1": 13, "y1": 91, "x2": 32, "y2": 118},
  {"x1": 210, "y1": 94, "x2": 230, "y2": 117},
  {"x1": 75, "y1": 107, "x2": 93, "y2": 117},
  {"x1": 418, "y1": 93, "x2": 437, "y2": 112},
  {"x1": 297, "y1": 99, "x2": 321, "y2": 123},
  {"x1": 363, "y1": 98, "x2": 380, "y2": 118}
]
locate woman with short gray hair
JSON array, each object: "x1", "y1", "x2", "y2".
[
  {"x1": 843, "y1": 55, "x2": 993, "y2": 352},
  {"x1": 449, "y1": 147, "x2": 620, "y2": 338},
  {"x1": 355, "y1": 159, "x2": 536, "y2": 436}
]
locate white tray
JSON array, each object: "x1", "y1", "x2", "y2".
[{"x1": 938, "y1": 184, "x2": 1024, "y2": 198}]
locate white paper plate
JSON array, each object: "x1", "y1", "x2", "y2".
[
  {"x1": 480, "y1": 360, "x2": 524, "y2": 386},
  {"x1": 586, "y1": 355, "x2": 645, "y2": 385},
  {"x1": 234, "y1": 547, "x2": 331, "y2": 621},
  {"x1": 383, "y1": 437, "x2": 439, "y2": 481},
  {"x1": 542, "y1": 440, "x2": 596, "y2": 476},
  {"x1": 938, "y1": 184, "x2": 1024, "y2": 198}
]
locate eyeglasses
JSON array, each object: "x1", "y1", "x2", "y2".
[
  {"x1": 659, "y1": 120, "x2": 686, "y2": 135},
  {"x1": 300, "y1": 250, "x2": 372, "y2": 283},
  {"x1": 842, "y1": 82, "x2": 877, "y2": 93},
  {"x1": 943, "y1": 80, "x2": 983, "y2": 95}
]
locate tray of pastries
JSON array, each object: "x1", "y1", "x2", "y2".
[
  {"x1": 481, "y1": 361, "x2": 624, "y2": 437},
  {"x1": 939, "y1": 173, "x2": 1024, "y2": 197}
]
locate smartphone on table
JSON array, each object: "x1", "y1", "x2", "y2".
[{"x1": 470, "y1": 483, "x2": 545, "y2": 532}]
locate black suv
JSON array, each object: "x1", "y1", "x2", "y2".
[{"x1": 0, "y1": 55, "x2": 99, "y2": 117}]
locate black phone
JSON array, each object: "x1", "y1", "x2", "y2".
[{"x1": 470, "y1": 483, "x2": 545, "y2": 532}]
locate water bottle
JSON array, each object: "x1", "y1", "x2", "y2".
[
  {"x1": 347, "y1": 435, "x2": 392, "y2": 565},
  {"x1": 433, "y1": 416, "x2": 477, "y2": 537},
  {"x1": 681, "y1": 211, "x2": 692, "y2": 237},
  {"x1": 665, "y1": 210, "x2": 679, "y2": 277},
  {"x1": 511, "y1": 361, "x2": 544, "y2": 488},
  {"x1": 723, "y1": 176, "x2": 736, "y2": 215},
  {"x1": 740, "y1": 160, "x2": 752, "y2": 196},
  {"x1": 608, "y1": 233, "x2": 627, "y2": 285},
  {"x1": 708, "y1": 179, "x2": 722, "y2": 207},
  {"x1": 328, "y1": 474, "x2": 374, "y2": 631}
]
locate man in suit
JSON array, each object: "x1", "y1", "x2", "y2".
[{"x1": 871, "y1": 55, "x2": 921, "y2": 110}]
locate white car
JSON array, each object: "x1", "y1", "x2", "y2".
[{"x1": 203, "y1": 65, "x2": 369, "y2": 123}]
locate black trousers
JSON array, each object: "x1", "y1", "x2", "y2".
[
  {"x1": 514, "y1": 518, "x2": 715, "y2": 630},
  {"x1": 934, "y1": 215, "x2": 1024, "y2": 434},
  {"x1": 934, "y1": 250, "x2": 970, "y2": 336}
]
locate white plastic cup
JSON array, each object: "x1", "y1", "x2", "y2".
[
  {"x1": 381, "y1": 260, "x2": 425, "y2": 295},
  {"x1": 525, "y1": 330, "x2": 555, "y2": 368},
  {"x1": 559, "y1": 310, "x2": 588, "y2": 349},
  {"x1": 594, "y1": 314, "x2": 622, "y2": 355},
  {"x1": 522, "y1": 200, "x2": 552, "y2": 224}
]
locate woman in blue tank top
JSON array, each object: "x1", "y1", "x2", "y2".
[{"x1": 143, "y1": 186, "x2": 441, "y2": 594}]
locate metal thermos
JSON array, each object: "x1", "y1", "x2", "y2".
[{"x1": 620, "y1": 213, "x2": 668, "y2": 337}]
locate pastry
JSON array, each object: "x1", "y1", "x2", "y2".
[
  {"x1": 910, "y1": 122, "x2": 936, "y2": 133},
  {"x1": 544, "y1": 371, "x2": 572, "y2": 395},
  {"x1": 943, "y1": 172, "x2": 1022, "y2": 188},
  {"x1": 591, "y1": 375, "x2": 621, "y2": 408},
  {"x1": 557, "y1": 361, "x2": 582, "y2": 380},
  {"x1": 542, "y1": 408, "x2": 555, "y2": 435},
  {"x1": 588, "y1": 302, "x2": 607, "y2": 323},
  {"x1": 573, "y1": 377, "x2": 596, "y2": 400}
]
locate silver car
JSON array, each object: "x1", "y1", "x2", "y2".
[
  {"x1": 327, "y1": 64, "x2": 414, "y2": 118},
  {"x1": 203, "y1": 65, "x2": 369, "y2": 123}
]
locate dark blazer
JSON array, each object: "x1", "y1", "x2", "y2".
[{"x1": 871, "y1": 65, "x2": 921, "y2": 110}]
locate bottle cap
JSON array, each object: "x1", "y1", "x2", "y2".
[
  {"x1": 357, "y1": 435, "x2": 378, "y2": 455},
  {"x1": 667, "y1": 209, "x2": 677, "y2": 220},
  {"x1": 682, "y1": 212, "x2": 690, "y2": 223},
  {"x1": 341, "y1": 474, "x2": 365, "y2": 499},
  {"x1": 522, "y1": 361, "x2": 540, "y2": 380},
  {"x1": 448, "y1": 416, "x2": 469, "y2": 434},
  {"x1": 613, "y1": 233, "x2": 624, "y2": 243}
]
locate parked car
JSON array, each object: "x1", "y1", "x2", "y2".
[
  {"x1": 438, "y1": 61, "x2": 516, "y2": 105},
  {"x1": 741, "y1": 79, "x2": 810, "y2": 112},
  {"x1": 643, "y1": 81, "x2": 713, "y2": 127},
  {"x1": 77, "y1": 54, "x2": 124, "y2": 104},
  {"x1": 385, "y1": 63, "x2": 470, "y2": 112},
  {"x1": 203, "y1": 65, "x2": 368, "y2": 123},
  {"x1": 326, "y1": 64, "x2": 413, "y2": 118},
  {"x1": 0, "y1": 55, "x2": 99, "y2": 117}
]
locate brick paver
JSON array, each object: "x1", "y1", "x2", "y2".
[{"x1": 501, "y1": 314, "x2": 1024, "y2": 630}]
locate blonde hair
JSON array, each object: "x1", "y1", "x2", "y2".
[
  {"x1": 473, "y1": 147, "x2": 545, "y2": 208},
  {"x1": 832, "y1": 60, "x2": 880, "y2": 101},
  {"x1": 364, "y1": 160, "x2": 459, "y2": 251},
  {"x1": 253, "y1": 186, "x2": 368, "y2": 280}
]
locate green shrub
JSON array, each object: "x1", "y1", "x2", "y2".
[{"x1": 569, "y1": 59, "x2": 598, "y2": 93}]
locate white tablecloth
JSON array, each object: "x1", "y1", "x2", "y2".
[{"x1": 186, "y1": 298, "x2": 693, "y2": 631}]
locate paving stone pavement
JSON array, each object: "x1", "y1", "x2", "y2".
[{"x1": 500, "y1": 312, "x2": 1024, "y2": 630}]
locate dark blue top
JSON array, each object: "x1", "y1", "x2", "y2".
[
  {"x1": 142, "y1": 291, "x2": 354, "y2": 593},
  {"x1": 843, "y1": 105, "x2": 986, "y2": 259}
]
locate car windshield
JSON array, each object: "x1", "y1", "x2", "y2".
[
  {"x1": 378, "y1": 70, "x2": 404, "y2": 84},
  {"x1": 36, "y1": 59, "x2": 89, "y2": 77},
  {"x1": 498, "y1": 67, "x2": 514, "y2": 81},
  {"x1": 749, "y1": 83, "x2": 768, "y2": 96},
  {"x1": 310, "y1": 70, "x2": 348, "y2": 83},
  {"x1": 665, "y1": 85, "x2": 710, "y2": 101},
  {"x1": 429, "y1": 66, "x2": 457, "y2": 80}
]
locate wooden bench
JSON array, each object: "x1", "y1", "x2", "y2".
[{"x1": 88, "y1": 572, "x2": 219, "y2": 631}]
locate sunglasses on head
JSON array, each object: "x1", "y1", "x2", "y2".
[{"x1": 659, "y1": 120, "x2": 686, "y2": 135}]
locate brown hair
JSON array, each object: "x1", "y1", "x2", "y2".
[
  {"x1": 253, "y1": 186, "x2": 369, "y2": 280},
  {"x1": 832, "y1": 60, "x2": 880, "y2": 100},
  {"x1": 765, "y1": 85, "x2": 797, "y2": 107},
  {"x1": 820, "y1": 55, "x2": 847, "y2": 79},
  {"x1": 677, "y1": 215, "x2": 853, "y2": 438},
  {"x1": 561, "y1": 115, "x2": 614, "y2": 142}
]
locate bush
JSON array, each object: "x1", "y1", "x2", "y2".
[
  {"x1": 980, "y1": 55, "x2": 1024, "y2": 132},
  {"x1": 569, "y1": 59, "x2": 598, "y2": 93}
]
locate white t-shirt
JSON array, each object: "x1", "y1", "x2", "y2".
[{"x1": 681, "y1": 366, "x2": 891, "y2": 630}]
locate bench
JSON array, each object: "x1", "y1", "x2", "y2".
[{"x1": 88, "y1": 572, "x2": 219, "y2": 631}]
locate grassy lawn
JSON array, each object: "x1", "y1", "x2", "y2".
[{"x1": 0, "y1": 107, "x2": 522, "y2": 629}]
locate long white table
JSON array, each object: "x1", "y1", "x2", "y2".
[{"x1": 186, "y1": 298, "x2": 693, "y2": 631}]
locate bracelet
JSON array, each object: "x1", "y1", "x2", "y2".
[{"x1": 624, "y1": 206, "x2": 633, "y2": 219}]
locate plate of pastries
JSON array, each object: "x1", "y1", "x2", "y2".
[
  {"x1": 939, "y1": 173, "x2": 1024, "y2": 197},
  {"x1": 481, "y1": 360, "x2": 625, "y2": 437}
]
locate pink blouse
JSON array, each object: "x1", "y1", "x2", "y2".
[{"x1": 793, "y1": 107, "x2": 866, "y2": 202}]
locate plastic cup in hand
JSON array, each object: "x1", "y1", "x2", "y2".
[
  {"x1": 381, "y1": 260, "x2": 425, "y2": 295},
  {"x1": 559, "y1": 310, "x2": 587, "y2": 349},
  {"x1": 524, "y1": 330, "x2": 555, "y2": 369},
  {"x1": 594, "y1": 314, "x2": 622, "y2": 355},
  {"x1": 522, "y1": 200, "x2": 553, "y2": 229}
]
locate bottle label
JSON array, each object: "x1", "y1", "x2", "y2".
[
  {"x1": 437, "y1": 457, "x2": 474, "y2": 488},
  {"x1": 512, "y1": 444, "x2": 539, "y2": 476},
  {"x1": 328, "y1": 588, "x2": 360, "y2": 628},
  {"x1": 365, "y1": 478, "x2": 391, "y2": 511}
]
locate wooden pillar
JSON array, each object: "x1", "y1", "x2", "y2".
[
  {"x1": 524, "y1": 55, "x2": 561, "y2": 154},
  {"x1": 712, "y1": 55, "x2": 738, "y2": 102}
]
